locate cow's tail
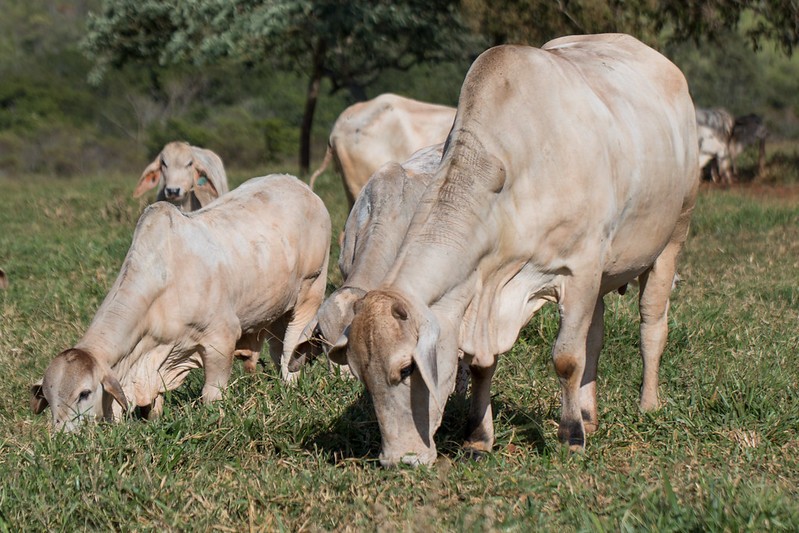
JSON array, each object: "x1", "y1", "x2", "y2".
[{"x1": 308, "y1": 146, "x2": 333, "y2": 191}]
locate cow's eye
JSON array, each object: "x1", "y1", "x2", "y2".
[
  {"x1": 160, "y1": 159, "x2": 167, "y2": 169},
  {"x1": 78, "y1": 390, "x2": 92, "y2": 402},
  {"x1": 186, "y1": 159, "x2": 193, "y2": 168},
  {"x1": 400, "y1": 362, "x2": 415, "y2": 381}
]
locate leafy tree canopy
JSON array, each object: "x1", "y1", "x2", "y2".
[
  {"x1": 83, "y1": 0, "x2": 477, "y2": 171},
  {"x1": 462, "y1": 0, "x2": 799, "y2": 53}
]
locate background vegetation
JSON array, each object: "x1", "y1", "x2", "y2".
[
  {"x1": 1, "y1": 1, "x2": 798, "y2": 530},
  {"x1": 2, "y1": 1, "x2": 799, "y2": 180}
]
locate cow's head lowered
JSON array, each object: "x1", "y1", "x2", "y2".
[
  {"x1": 336, "y1": 289, "x2": 459, "y2": 467},
  {"x1": 134, "y1": 141, "x2": 219, "y2": 208},
  {"x1": 30, "y1": 348, "x2": 128, "y2": 432}
]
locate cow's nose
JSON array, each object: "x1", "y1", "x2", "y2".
[{"x1": 165, "y1": 187, "x2": 181, "y2": 198}]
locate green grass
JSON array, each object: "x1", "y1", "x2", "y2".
[{"x1": 1, "y1": 156, "x2": 798, "y2": 531}]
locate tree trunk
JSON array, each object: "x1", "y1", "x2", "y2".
[{"x1": 299, "y1": 43, "x2": 326, "y2": 176}]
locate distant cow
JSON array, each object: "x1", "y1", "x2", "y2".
[
  {"x1": 730, "y1": 114, "x2": 768, "y2": 178},
  {"x1": 134, "y1": 142, "x2": 230, "y2": 211},
  {"x1": 309, "y1": 94, "x2": 456, "y2": 211},
  {"x1": 696, "y1": 107, "x2": 735, "y2": 184}
]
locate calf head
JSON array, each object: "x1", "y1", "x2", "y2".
[
  {"x1": 133, "y1": 142, "x2": 219, "y2": 208},
  {"x1": 342, "y1": 289, "x2": 458, "y2": 467},
  {"x1": 30, "y1": 348, "x2": 128, "y2": 432}
]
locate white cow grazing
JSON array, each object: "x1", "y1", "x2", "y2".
[
  {"x1": 301, "y1": 144, "x2": 444, "y2": 366},
  {"x1": 134, "y1": 141, "x2": 230, "y2": 211},
  {"x1": 31, "y1": 175, "x2": 331, "y2": 431},
  {"x1": 308, "y1": 93, "x2": 456, "y2": 210},
  {"x1": 339, "y1": 34, "x2": 700, "y2": 467}
]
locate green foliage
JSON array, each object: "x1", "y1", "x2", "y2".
[
  {"x1": 461, "y1": 1, "x2": 799, "y2": 54},
  {"x1": 462, "y1": 0, "x2": 662, "y2": 46},
  {"x1": 82, "y1": 0, "x2": 480, "y2": 172},
  {"x1": 262, "y1": 118, "x2": 300, "y2": 163},
  {"x1": 228, "y1": 0, "x2": 479, "y2": 90},
  {"x1": 146, "y1": 111, "x2": 300, "y2": 169}
]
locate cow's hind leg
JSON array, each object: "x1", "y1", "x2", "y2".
[
  {"x1": 264, "y1": 315, "x2": 289, "y2": 370},
  {"x1": 553, "y1": 275, "x2": 600, "y2": 451},
  {"x1": 580, "y1": 296, "x2": 605, "y2": 434},
  {"x1": 234, "y1": 331, "x2": 265, "y2": 374},
  {"x1": 637, "y1": 243, "x2": 681, "y2": 412},
  {"x1": 463, "y1": 356, "x2": 497, "y2": 456}
]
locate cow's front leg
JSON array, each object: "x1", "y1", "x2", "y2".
[
  {"x1": 200, "y1": 332, "x2": 237, "y2": 404},
  {"x1": 553, "y1": 276, "x2": 600, "y2": 451},
  {"x1": 463, "y1": 356, "x2": 497, "y2": 456}
]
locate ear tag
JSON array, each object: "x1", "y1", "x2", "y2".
[{"x1": 197, "y1": 176, "x2": 208, "y2": 186}]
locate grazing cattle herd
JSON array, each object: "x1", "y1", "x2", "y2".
[{"x1": 20, "y1": 33, "x2": 768, "y2": 466}]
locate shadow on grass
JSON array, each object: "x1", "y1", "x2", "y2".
[{"x1": 303, "y1": 389, "x2": 549, "y2": 465}]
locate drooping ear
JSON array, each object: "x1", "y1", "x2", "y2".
[
  {"x1": 192, "y1": 163, "x2": 220, "y2": 206},
  {"x1": 134, "y1": 157, "x2": 162, "y2": 198},
  {"x1": 327, "y1": 327, "x2": 350, "y2": 365},
  {"x1": 289, "y1": 317, "x2": 325, "y2": 371},
  {"x1": 391, "y1": 301, "x2": 408, "y2": 321},
  {"x1": 101, "y1": 373, "x2": 128, "y2": 412},
  {"x1": 30, "y1": 379, "x2": 48, "y2": 414},
  {"x1": 412, "y1": 304, "x2": 441, "y2": 410}
]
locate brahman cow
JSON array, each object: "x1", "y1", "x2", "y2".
[
  {"x1": 696, "y1": 107, "x2": 735, "y2": 184},
  {"x1": 335, "y1": 34, "x2": 700, "y2": 467},
  {"x1": 134, "y1": 141, "x2": 230, "y2": 211},
  {"x1": 32, "y1": 175, "x2": 330, "y2": 431},
  {"x1": 308, "y1": 93, "x2": 456, "y2": 211}
]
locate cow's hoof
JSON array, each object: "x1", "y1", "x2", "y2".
[
  {"x1": 461, "y1": 447, "x2": 489, "y2": 462},
  {"x1": 568, "y1": 440, "x2": 586, "y2": 453},
  {"x1": 557, "y1": 422, "x2": 586, "y2": 453},
  {"x1": 583, "y1": 421, "x2": 598, "y2": 434}
]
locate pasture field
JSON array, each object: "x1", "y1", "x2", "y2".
[{"x1": 0, "y1": 154, "x2": 798, "y2": 531}]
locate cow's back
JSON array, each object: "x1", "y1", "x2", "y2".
[
  {"x1": 330, "y1": 94, "x2": 456, "y2": 202},
  {"x1": 172, "y1": 175, "x2": 330, "y2": 324},
  {"x1": 402, "y1": 36, "x2": 697, "y2": 285}
]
